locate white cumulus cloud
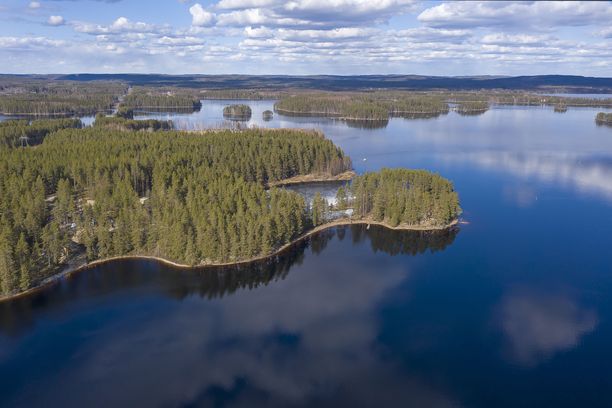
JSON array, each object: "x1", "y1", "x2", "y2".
[
  {"x1": 418, "y1": 1, "x2": 612, "y2": 29},
  {"x1": 190, "y1": 4, "x2": 215, "y2": 26},
  {"x1": 48, "y1": 15, "x2": 65, "y2": 26}
]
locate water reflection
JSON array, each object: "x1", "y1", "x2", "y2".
[
  {"x1": 0, "y1": 225, "x2": 459, "y2": 408},
  {"x1": 450, "y1": 151, "x2": 612, "y2": 202},
  {"x1": 455, "y1": 110, "x2": 487, "y2": 117},
  {"x1": 502, "y1": 185, "x2": 538, "y2": 208},
  {"x1": 0, "y1": 225, "x2": 458, "y2": 335},
  {"x1": 392, "y1": 112, "x2": 447, "y2": 120},
  {"x1": 498, "y1": 290, "x2": 598, "y2": 366},
  {"x1": 353, "y1": 224, "x2": 458, "y2": 256},
  {"x1": 345, "y1": 119, "x2": 389, "y2": 129}
]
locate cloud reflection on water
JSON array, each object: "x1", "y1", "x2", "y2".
[
  {"x1": 498, "y1": 290, "x2": 597, "y2": 367},
  {"x1": 448, "y1": 151, "x2": 612, "y2": 202},
  {"x1": 0, "y1": 226, "x2": 460, "y2": 408}
]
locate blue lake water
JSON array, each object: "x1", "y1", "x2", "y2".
[{"x1": 1, "y1": 101, "x2": 612, "y2": 407}]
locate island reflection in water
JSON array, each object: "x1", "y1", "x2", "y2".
[
  {"x1": 0, "y1": 225, "x2": 460, "y2": 407},
  {"x1": 0, "y1": 225, "x2": 458, "y2": 333}
]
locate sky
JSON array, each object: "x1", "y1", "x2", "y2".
[{"x1": 0, "y1": 0, "x2": 610, "y2": 76}]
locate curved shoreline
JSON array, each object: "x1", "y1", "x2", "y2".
[{"x1": 0, "y1": 218, "x2": 458, "y2": 303}]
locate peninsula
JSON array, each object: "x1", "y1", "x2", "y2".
[{"x1": 0, "y1": 118, "x2": 460, "y2": 300}]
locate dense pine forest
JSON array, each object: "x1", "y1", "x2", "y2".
[
  {"x1": 346, "y1": 168, "x2": 461, "y2": 227},
  {"x1": 0, "y1": 126, "x2": 352, "y2": 296},
  {"x1": 0, "y1": 118, "x2": 82, "y2": 147}
]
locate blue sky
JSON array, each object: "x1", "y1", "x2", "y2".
[{"x1": 0, "y1": 0, "x2": 610, "y2": 76}]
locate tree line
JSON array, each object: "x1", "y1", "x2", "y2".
[{"x1": 0, "y1": 126, "x2": 351, "y2": 296}]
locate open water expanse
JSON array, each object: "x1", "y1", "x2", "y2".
[{"x1": 1, "y1": 100, "x2": 612, "y2": 407}]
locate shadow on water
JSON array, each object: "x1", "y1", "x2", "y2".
[
  {"x1": 455, "y1": 110, "x2": 488, "y2": 117},
  {"x1": 0, "y1": 225, "x2": 458, "y2": 335}
]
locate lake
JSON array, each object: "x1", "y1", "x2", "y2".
[{"x1": 2, "y1": 101, "x2": 612, "y2": 407}]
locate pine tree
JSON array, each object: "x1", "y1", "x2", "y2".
[{"x1": 311, "y1": 192, "x2": 327, "y2": 226}]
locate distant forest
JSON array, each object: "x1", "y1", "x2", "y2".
[
  {"x1": 0, "y1": 80, "x2": 126, "y2": 116},
  {"x1": 14, "y1": 74, "x2": 610, "y2": 92}
]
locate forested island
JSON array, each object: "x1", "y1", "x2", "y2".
[
  {"x1": 263, "y1": 110, "x2": 274, "y2": 121},
  {"x1": 274, "y1": 93, "x2": 449, "y2": 121},
  {"x1": 554, "y1": 104, "x2": 568, "y2": 113},
  {"x1": 223, "y1": 104, "x2": 252, "y2": 120},
  {"x1": 0, "y1": 121, "x2": 460, "y2": 298},
  {"x1": 346, "y1": 169, "x2": 460, "y2": 227},
  {"x1": 595, "y1": 112, "x2": 612, "y2": 126}
]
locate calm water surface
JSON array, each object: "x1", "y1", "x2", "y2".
[{"x1": 2, "y1": 101, "x2": 612, "y2": 407}]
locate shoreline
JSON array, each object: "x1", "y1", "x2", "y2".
[
  {"x1": 268, "y1": 170, "x2": 355, "y2": 187},
  {"x1": 0, "y1": 217, "x2": 458, "y2": 303}
]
